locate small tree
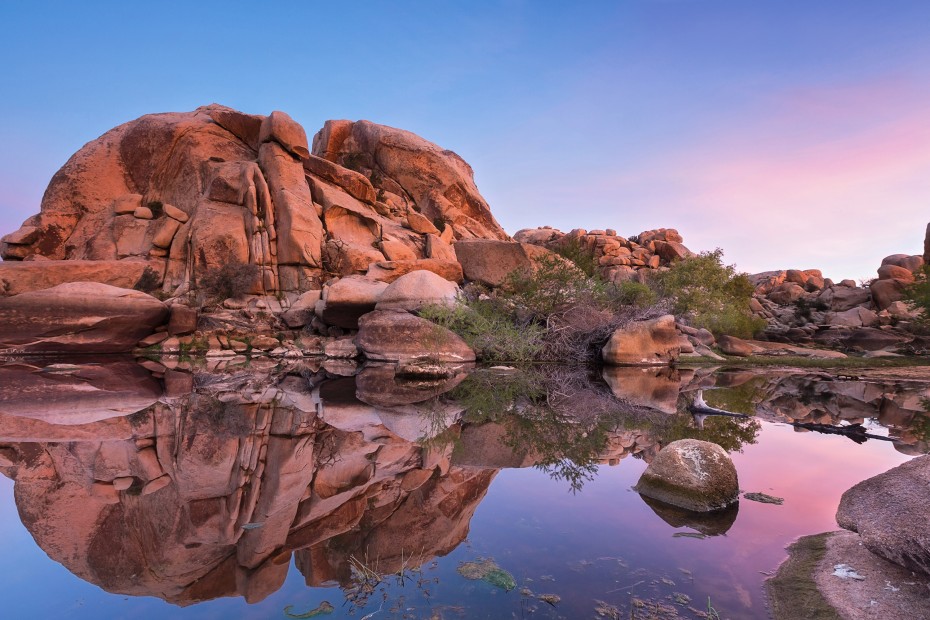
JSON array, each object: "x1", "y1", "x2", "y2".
[{"x1": 650, "y1": 249, "x2": 764, "y2": 339}]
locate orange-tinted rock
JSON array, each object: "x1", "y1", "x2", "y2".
[
  {"x1": 374, "y1": 269, "x2": 459, "y2": 312},
  {"x1": 877, "y1": 264, "x2": 915, "y2": 282},
  {"x1": 0, "y1": 260, "x2": 156, "y2": 296},
  {"x1": 259, "y1": 110, "x2": 310, "y2": 159},
  {"x1": 366, "y1": 259, "x2": 463, "y2": 283},
  {"x1": 357, "y1": 310, "x2": 476, "y2": 363},
  {"x1": 0, "y1": 283, "x2": 168, "y2": 353},
  {"x1": 454, "y1": 239, "x2": 558, "y2": 287},
  {"x1": 167, "y1": 304, "x2": 198, "y2": 336},
  {"x1": 602, "y1": 315, "x2": 680, "y2": 366},
  {"x1": 870, "y1": 278, "x2": 906, "y2": 310},
  {"x1": 302, "y1": 154, "x2": 376, "y2": 205},
  {"x1": 312, "y1": 120, "x2": 508, "y2": 241},
  {"x1": 717, "y1": 335, "x2": 757, "y2": 357},
  {"x1": 407, "y1": 211, "x2": 440, "y2": 235}
]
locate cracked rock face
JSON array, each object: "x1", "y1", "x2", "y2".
[{"x1": 0, "y1": 105, "x2": 508, "y2": 296}]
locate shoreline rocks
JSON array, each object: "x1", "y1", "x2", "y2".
[{"x1": 836, "y1": 454, "x2": 930, "y2": 576}]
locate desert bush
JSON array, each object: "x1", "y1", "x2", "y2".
[
  {"x1": 612, "y1": 280, "x2": 657, "y2": 307},
  {"x1": 552, "y1": 237, "x2": 599, "y2": 278},
  {"x1": 419, "y1": 299, "x2": 545, "y2": 363},
  {"x1": 198, "y1": 260, "x2": 260, "y2": 301},
  {"x1": 650, "y1": 249, "x2": 764, "y2": 338}
]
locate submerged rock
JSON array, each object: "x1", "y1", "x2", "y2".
[
  {"x1": 456, "y1": 558, "x2": 516, "y2": 591},
  {"x1": 634, "y1": 439, "x2": 739, "y2": 512}
]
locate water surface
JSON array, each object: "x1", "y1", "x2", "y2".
[{"x1": 0, "y1": 359, "x2": 925, "y2": 619}]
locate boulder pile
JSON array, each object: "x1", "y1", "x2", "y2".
[
  {"x1": 514, "y1": 226, "x2": 694, "y2": 283},
  {"x1": 745, "y1": 253, "x2": 925, "y2": 354}
]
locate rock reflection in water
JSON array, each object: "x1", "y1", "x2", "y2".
[
  {"x1": 639, "y1": 494, "x2": 740, "y2": 536},
  {"x1": 1, "y1": 357, "x2": 930, "y2": 611},
  {"x1": 0, "y1": 358, "x2": 494, "y2": 606}
]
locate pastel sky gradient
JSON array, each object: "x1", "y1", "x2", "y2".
[{"x1": 1, "y1": 1, "x2": 928, "y2": 280}]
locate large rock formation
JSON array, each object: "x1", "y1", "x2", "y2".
[{"x1": 1, "y1": 105, "x2": 508, "y2": 297}]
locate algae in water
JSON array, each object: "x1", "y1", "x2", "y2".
[{"x1": 456, "y1": 558, "x2": 516, "y2": 591}]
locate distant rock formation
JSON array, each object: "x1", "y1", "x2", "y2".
[
  {"x1": 747, "y1": 253, "x2": 925, "y2": 353},
  {"x1": 514, "y1": 226, "x2": 694, "y2": 283}
]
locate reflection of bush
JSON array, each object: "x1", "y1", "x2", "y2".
[
  {"x1": 185, "y1": 394, "x2": 255, "y2": 443},
  {"x1": 447, "y1": 367, "x2": 659, "y2": 491},
  {"x1": 702, "y1": 378, "x2": 765, "y2": 415},
  {"x1": 661, "y1": 396, "x2": 761, "y2": 453}
]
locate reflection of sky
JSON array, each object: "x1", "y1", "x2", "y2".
[{"x1": 0, "y1": 418, "x2": 912, "y2": 619}]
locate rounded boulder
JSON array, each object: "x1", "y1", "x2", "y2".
[
  {"x1": 634, "y1": 439, "x2": 739, "y2": 512},
  {"x1": 375, "y1": 269, "x2": 459, "y2": 312}
]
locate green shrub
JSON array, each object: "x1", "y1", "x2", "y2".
[
  {"x1": 419, "y1": 300, "x2": 544, "y2": 363},
  {"x1": 612, "y1": 280, "x2": 657, "y2": 308},
  {"x1": 650, "y1": 249, "x2": 764, "y2": 338},
  {"x1": 552, "y1": 237, "x2": 599, "y2": 278}
]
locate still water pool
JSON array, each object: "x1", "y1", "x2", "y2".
[{"x1": 0, "y1": 359, "x2": 924, "y2": 619}]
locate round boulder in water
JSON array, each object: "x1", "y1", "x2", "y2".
[{"x1": 634, "y1": 439, "x2": 739, "y2": 512}]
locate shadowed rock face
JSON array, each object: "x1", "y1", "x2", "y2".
[{"x1": 1, "y1": 106, "x2": 508, "y2": 295}]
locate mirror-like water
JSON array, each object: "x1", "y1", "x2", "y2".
[{"x1": 0, "y1": 358, "x2": 926, "y2": 619}]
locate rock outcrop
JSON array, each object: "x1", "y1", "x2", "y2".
[
  {"x1": 634, "y1": 439, "x2": 740, "y2": 512},
  {"x1": 514, "y1": 226, "x2": 694, "y2": 284},
  {"x1": 355, "y1": 310, "x2": 476, "y2": 363},
  {"x1": 747, "y1": 253, "x2": 926, "y2": 353},
  {"x1": 1, "y1": 105, "x2": 508, "y2": 298}
]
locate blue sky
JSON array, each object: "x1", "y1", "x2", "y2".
[{"x1": 2, "y1": 1, "x2": 929, "y2": 279}]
